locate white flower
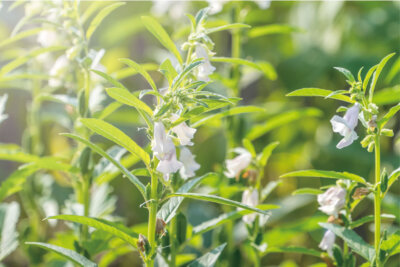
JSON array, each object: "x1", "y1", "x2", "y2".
[
  {"x1": 37, "y1": 30, "x2": 59, "y2": 47},
  {"x1": 319, "y1": 230, "x2": 335, "y2": 256},
  {"x1": 255, "y1": 0, "x2": 271, "y2": 9},
  {"x1": 207, "y1": 0, "x2": 228, "y2": 14},
  {"x1": 317, "y1": 186, "x2": 346, "y2": 217},
  {"x1": 152, "y1": 122, "x2": 183, "y2": 180},
  {"x1": 89, "y1": 85, "x2": 106, "y2": 113},
  {"x1": 151, "y1": 0, "x2": 188, "y2": 19},
  {"x1": 195, "y1": 44, "x2": 216, "y2": 82},
  {"x1": 330, "y1": 103, "x2": 360, "y2": 149},
  {"x1": 241, "y1": 189, "x2": 259, "y2": 224},
  {"x1": 0, "y1": 94, "x2": 8, "y2": 125},
  {"x1": 171, "y1": 114, "x2": 196, "y2": 146},
  {"x1": 224, "y1": 148, "x2": 252, "y2": 178},
  {"x1": 179, "y1": 147, "x2": 200, "y2": 179},
  {"x1": 49, "y1": 55, "x2": 69, "y2": 88}
]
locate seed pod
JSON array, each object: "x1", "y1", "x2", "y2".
[
  {"x1": 137, "y1": 234, "x2": 150, "y2": 256},
  {"x1": 380, "y1": 169, "x2": 388, "y2": 194},
  {"x1": 156, "y1": 218, "x2": 167, "y2": 237},
  {"x1": 78, "y1": 89, "x2": 86, "y2": 117},
  {"x1": 176, "y1": 213, "x2": 187, "y2": 245},
  {"x1": 352, "y1": 187, "x2": 370, "y2": 200},
  {"x1": 79, "y1": 147, "x2": 91, "y2": 175}
]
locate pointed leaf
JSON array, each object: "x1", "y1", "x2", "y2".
[
  {"x1": 334, "y1": 67, "x2": 355, "y2": 84},
  {"x1": 167, "y1": 193, "x2": 270, "y2": 216},
  {"x1": 26, "y1": 242, "x2": 97, "y2": 267},
  {"x1": 80, "y1": 118, "x2": 150, "y2": 165},
  {"x1": 48, "y1": 215, "x2": 138, "y2": 247},
  {"x1": 280, "y1": 170, "x2": 367, "y2": 184},
  {"x1": 0, "y1": 202, "x2": 20, "y2": 260},
  {"x1": 86, "y1": 2, "x2": 125, "y2": 40},
  {"x1": 248, "y1": 24, "x2": 302, "y2": 38},
  {"x1": 369, "y1": 53, "x2": 396, "y2": 101},
  {"x1": 206, "y1": 23, "x2": 250, "y2": 34},
  {"x1": 287, "y1": 88, "x2": 354, "y2": 103},
  {"x1": 106, "y1": 87, "x2": 153, "y2": 116},
  {"x1": 258, "y1": 141, "x2": 279, "y2": 167},
  {"x1": 378, "y1": 104, "x2": 400, "y2": 130},
  {"x1": 61, "y1": 133, "x2": 146, "y2": 199},
  {"x1": 91, "y1": 69, "x2": 126, "y2": 89},
  {"x1": 188, "y1": 243, "x2": 226, "y2": 267},
  {"x1": 119, "y1": 58, "x2": 157, "y2": 91},
  {"x1": 141, "y1": 16, "x2": 183, "y2": 65}
]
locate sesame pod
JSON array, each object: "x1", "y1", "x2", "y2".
[
  {"x1": 145, "y1": 184, "x2": 151, "y2": 201},
  {"x1": 380, "y1": 168, "x2": 388, "y2": 194},
  {"x1": 332, "y1": 245, "x2": 343, "y2": 267},
  {"x1": 78, "y1": 89, "x2": 86, "y2": 117},
  {"x1": 79, "y1": 147, "x2": 91, "y2": 175},
  {"x1": 176, "y1": 213, "x2": 187, "y2": 246}
]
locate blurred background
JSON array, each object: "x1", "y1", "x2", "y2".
[{"x1": 0, "y1": 1, "x2": 399, "y2": 266}]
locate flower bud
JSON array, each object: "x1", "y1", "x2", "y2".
[{"x1": 367, "y1": 115, "x2": 377, "y2": 131}]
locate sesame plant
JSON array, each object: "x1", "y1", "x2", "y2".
[{"x1": 282, "y1": 53, "x2": 400, "y2": 267}]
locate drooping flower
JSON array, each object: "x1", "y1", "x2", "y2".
[
  {"x1": 319, "y1": 230, "x2": 335, "y2": 256},
  {"x1": 224, "y1": 148, "x2": 252, "y2": 178},
  {"x1": 241, "y1": 188, "x2": 259, "y2": 224},
  {"x1": 195, "y1": 44, "x2": 216, "y2": 82},
  {"x1": 317, "y1": 186, "x2": 346, "y2": 217},
  {"x1": 152, "y1": 122, "x2": 183, "y2": 180},
  {"x1": 330, "y1": 103, "x2": 360, "y2": 149},
  {"x1": 171, "y1": 114, "x2": 196, "y2": 146},
  {"x1": 179, "y1": 147, "x2": 200, "y2": 179},
  {"x1": 0, "y1": 94, "x2": 8, "y2": 125}
]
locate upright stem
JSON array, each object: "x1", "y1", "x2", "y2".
[
  {"x1": 374, "y1": 134, "x2": 381, "y2": 266},
  {"x1": 231, "y1": 5, "x2": 241, "y2": 96},
  {"x1": 169, "y1": 216, "x2": 177, "y2": 267},
  {"x1": 146, "y1": 171, "x2": 158, "y2": 267}
]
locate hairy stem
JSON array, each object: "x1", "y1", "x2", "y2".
[{"x1": 374, "y1": 134, "x2": 381, "y2": 266}]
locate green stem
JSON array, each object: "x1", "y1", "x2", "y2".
[
  {"x1": 169, "y1": 216, "x2": 177, "y2": 267},
  {"x1": 81, "y1": 175, "x2": 90, "y2": 243},
  {"x1": 231, "y1": 5, "x2": 241, "y2": 96},
  {"x1": 146, "y1": 171, "x2": 159, "y2": 267},
  {"x1": 374, "y1": 134, "x2": 381, "y2": 266}
]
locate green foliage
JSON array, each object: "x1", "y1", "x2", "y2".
[
  {"x1": 187, "y1": 243, "x2": 226, "y2": 267},
  {"x1": 281, "y1": 169, "x2": 367, "y2": 184}
]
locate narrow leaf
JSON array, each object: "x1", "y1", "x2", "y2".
[
  {"x1": 26, "y1": 242, "x2": 97, "y2": 267},
  {"x1": 141, "y1": 16, "x2": 183, "y2": 65},
  {"x1": 206, "y1": 23, "x2": 250, "y2": 34},
  {"x1": 280, "y1": 170, "x2": 367, "y2": 184},
  {"x1": 106, "y1": 87, "x2": 153, "y2": 116},
  {"x1": 378, "y1": 104, "x2": 400, "y2": 129},
  {"x1": 167, "y1": 193, "x2": 271, "y2": 216},
  {"x1": 369, "y1": 53, "x2": 396, "y2": 101},
  {"x1": 91, "y1": 69, "x2": 126, "y2": 89},
  {"x1": 287, "y1": 88, "x2": 354, "y2": 103},
  {"x1": 334, "y1": 67, "x2": 355, "y2": 83},
  {"x1": 119, "y1": 58, "x2": 157, "y2": 91},
  {"x1": 266, "y1": 246, "x2": 321, "y2": 257},
  {"x1": 48, "y1": 215, "x2": 138, "y2": 247},
  {"x1": 249, "y1": 24, "x2": 302, "y2": 38},
  {"x1": 188, "y1": 243, "x2": 226, "y2": 267},
  {"x1": 292, "y1": 188, "x2": 323, "y2": 195},
  {"x1": 259, "y1": 141, "x2": 279, "y2": 167},
  {"x1": 80, "y1": 118, "x2": 150, "y2": 165}
]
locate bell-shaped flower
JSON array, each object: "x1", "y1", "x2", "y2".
[
  {"x1": 171, "y1": 114, "x2": 196, "y2": 146},
  {"x1": 195, "y1": 44, "x2": 216, "y2": 82},
  {"x1": 317, "y1": 186, "x2": 346, "y2": 218},
  {"x1": 224, "y1": 148, "x2": 252, "y2": 178},
  {"x1": 241, "y1": 188, "x2": 259, "y2": 224},
  {"x1": 319, "y1": 230, "x2": 335, "y2": 256},
  {"x1": 330, "y1": 103, "x2": 360, "y2": 149},
  {"x1": 152, "y1": 122, "x2": 183, "y2": 180},
  {"x1": 0, "y1": 94, "x2": 8, "y2": 125},
  {"x1": 179, "y1": 147, "x2": 200, "y2": 179}
]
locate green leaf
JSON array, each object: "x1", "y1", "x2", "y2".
[
  {"x1": 91, "y1": 69, "x2": 126, "y2": 89},
  {"x1": 86, "y1": 2, "x2": 125, "y2": 40},
  {"x1": 242, "y1": 139, "x2": 256, "y2": 157},
  {"x1": 26, "y1": 242, "x2": 97, "y2": 267},
  {"x1": 0, "y1": 144, "x2": 39, "y2": 163},
  {"x1": 373, "y1": 85, "x2": 400, "y2": 106},
  {"x1": 363, "y1": 65, "x2": 378, "y2": 92},
  {"x1": 167, "y1": 193, "x2": 271, "y2": 216},
  {"x1": 0, "y1": 202, "x2": 20, "y2": 261},
  {"x1": 141, "y1": 16, "x2": 183, "y2": 65},
  {"x1": 369, "y1": 53, "x2": 396, "y2": 101},
  {"x1": 248, "y1": 24, "x2": 302, "y2": 38},
  {"x1": 287, "y1": 88, "x2": 354, "y2": 103},
  {"x1": 206, "y1": 23, "x2": 250, "y2": 34},
  {"x1": 80, "y1": 118, "x2": 150, "y2": 166},
  {"x1": 258, "y1": 141, "x2": 279, "y2": 167},
  {"x1": 106, "y1": 87, "x2": 153, "y2": 116},
  {"x1": 157, "y1": 173, "x2": 216, "y2": 223},
  {"x1": 192, "y1": 204, "x2": 279, "y2": 236},
  {"x1": 320, "y1": 223, "x2": 375, "y2": 261},
  {"x1": 191, "y1": 106, "x2": 265, "y2": 128},
  {"x1": 280, "y1": 170, "x2": 367, "y2": 184},
  {"x1": 388, "y1": 167, "x2": 400, "y2": 191},
  {"x1": 385, "y1": 56, "x2": 400, "y2": 83},
  {"x1": 246, "y1": 108, "x2": 322, "y2": 141},
  {"x1": 119, "y1": 58, "x2": 157, "y2": 92},
  {"x1": 61, "y1": 133, "x2": 146, "y2": 199},
  {"x1": 292, "y1": 188, "x2": 323, "y2": 196},
  {"x1": 260, "y1": 181, "x2": 281, "y2": 202},
  {"x1": 211, "y1": 57, "x2": 277, "y2": 80},
  {"x1": 187, "y1": 243, "x2": 226, "y2": 267},
  {"x1": 159, "y1": 58, "x2": 178, "y2": 85},
  {"x1": 266, "y1": 246, "x2": 321, "y2": 257},
  {"x1": 334, "y1": 67, "x2": 355, "y2": 84},
  {"x1": 0, "y1": 46, "x2": 65, "y2": 77},
  {"x1": 378, "y1": 104, "x2": 400, "y2": 130},
  {"x1": 48, "y1": 215, "x2": 138, "y2": 248},
  {"x1": 171, "y1": 60, "x2": 203, "y2": 91},
  {"x1": 381, "y1": 231, "x2": 400, "y2": 257},
  {"x1": 350, "y1": 214, "x2": 395, "y2": 229},
  {"x1": 0, "y1": 28, "x2": 43, "y2": 48}
]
